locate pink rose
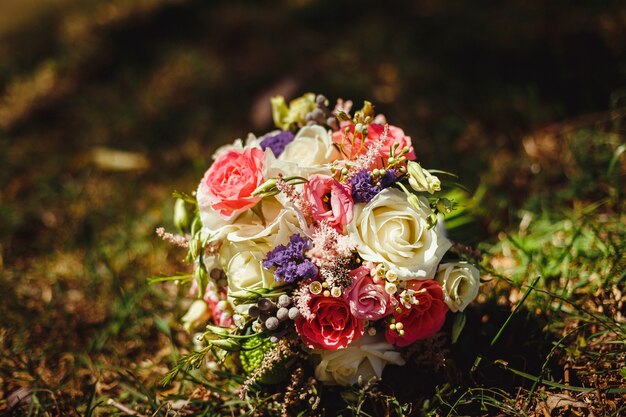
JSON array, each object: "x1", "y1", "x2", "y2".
[
  {"x1": 203, "y1": 283, "x2": 233, "y2": 327},
  {"x1": 345, "y1": 266, "x2": 396, "y2": 320},
  {"x1": 295, "y1": 294, "x2": 364, "y2": 350},
  {"x1": 331, "y1": 123, "x2": 416, "y2": 168},
  {"x1": 385, "y1": 280, "x2": 447, "y2": 347},
  {"x1": 197, "y1": 147, "x2": 265, "y2": 218},
  {"x1": 304, "y1": 174, "x2": 354, "y2": 232}
]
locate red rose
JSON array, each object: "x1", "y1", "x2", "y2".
[
  {"x1": 197, "y1": 147, "x2": 265, "y2": 218},
  {"x1": 295, "y1": 294, "x2": 364, "y2": 350},
  {"x1": 385, "y1": 280, "x2": 448, "y2": 347}
]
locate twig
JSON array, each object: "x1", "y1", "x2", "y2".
[
  {"x1": 170, "y1": 388, "x2": 200, "y2": 417},
  {"x1": 106, "y1": 398, "x2": 149, "y2": 417}
]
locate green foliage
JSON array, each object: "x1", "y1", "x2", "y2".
[{"x1": 239, "y1": 335, "x2": 290, "y2": 385}]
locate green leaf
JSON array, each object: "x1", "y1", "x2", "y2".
[
  {"x1": 491, "y1": 276, "x2": 541, "y2": 346},
  {"x1": 427, "y1": 169, "x2": 459, "y2": 178},
  {"x1": 204, "y1": 325, "x2": 264, "y2": 340},
  {"x1": 172, "y1": 190, "x2": 197, "y2": 205},
  {"x1": 607, "y1": 143, "x2": 626, "y2": 177},
  {"x1": 147, "y1": 273, "x2": 192, "y2": 285},
  {"x1": 451, "y1": 312, "x2": 467, "y2": 344},
  {"x1": 153, "y1": 315, "x2": 172, "y2": 339},
  {"x1": 494, "y1": 360, "x2": 595, "y2": 393}
]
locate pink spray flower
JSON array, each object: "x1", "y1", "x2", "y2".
[{"x1": 204, "y1": 285, "x2": 233, "y2": 328}]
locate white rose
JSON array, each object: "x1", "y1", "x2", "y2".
[
  {"x1": 435, "y1": 262, "x2": 480, "y2": 312},
  {"x1": 200, "y1": 197, "x2": 293, "y2": 243},
  {"x1": 219, "y1": 203, "x2": 308, "y2": 294},
  {"x1": 198, "y1": 194, "x2": 231, "y2": 242},
  {"x1": 349, "y1": 188, "x2": 452, "y2": 279},
  {"x1": 265, "y1": 125, "x2": 339, "y2": 178},
  {"x1": 226, "y1": 202, "x2": 308, "y2": 249},
  {"x1": 220, "y1": 240, "x2": 275, "y2": 293},
  {"x1": 314, "y1": 335, "x2": 405, "y2": 386}
]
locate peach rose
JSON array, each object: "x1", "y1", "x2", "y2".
[
  {"x1": 197, "y1": 147, "x2": 265, "y2": 219},
  {"x1": 332, "y1": 123, "x2": 416, "y2": 167}
]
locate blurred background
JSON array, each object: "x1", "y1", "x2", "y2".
[{"x1": 1, "y1": 0, "x2": 624, "y2": 415}]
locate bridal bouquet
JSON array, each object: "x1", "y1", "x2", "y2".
[{"x1": 158, "y1": 93, "x2": 480, "y2": 395}]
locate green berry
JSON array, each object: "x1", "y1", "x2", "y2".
[{"x1": 239, "y1": 335, "x2": 289, "y2": 384}]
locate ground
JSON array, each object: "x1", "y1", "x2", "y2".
[{"x1": 0, "y1": 0, "x2": 624, "y2": 415}]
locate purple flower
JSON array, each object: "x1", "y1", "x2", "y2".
[
  {"x1": 260, "y1": 131, "x2": 295, "y2": 157},
  {"x1": 380, "y1": 168, "x2": 398, "y2": 189},
  {"x1": 263, "y1": 234, "x2": 318, "y2": 284},
  {"x1": 349, "y1": 170, "x2": 380, "y2": 203}
]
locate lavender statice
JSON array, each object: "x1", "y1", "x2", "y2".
[
  {"x1": 263, "y1": 234, "x2": 318, "y2": 284},
  {"x1": 260, "y1": 131, "x2": 295, "y2": 157},
  {"x1": 380, "y1": 168, "x2": 398, "y2": 189},
  {"x1": 349, "y1": 170, "x2": 380, "y2": 203}
]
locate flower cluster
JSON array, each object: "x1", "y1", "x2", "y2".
[
  {"x1": 163, "y1": 94, "x2": 481, "y2": 388},
  {"x1": 263, "y1": 234, "x2": 318, "y2": 283}
]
